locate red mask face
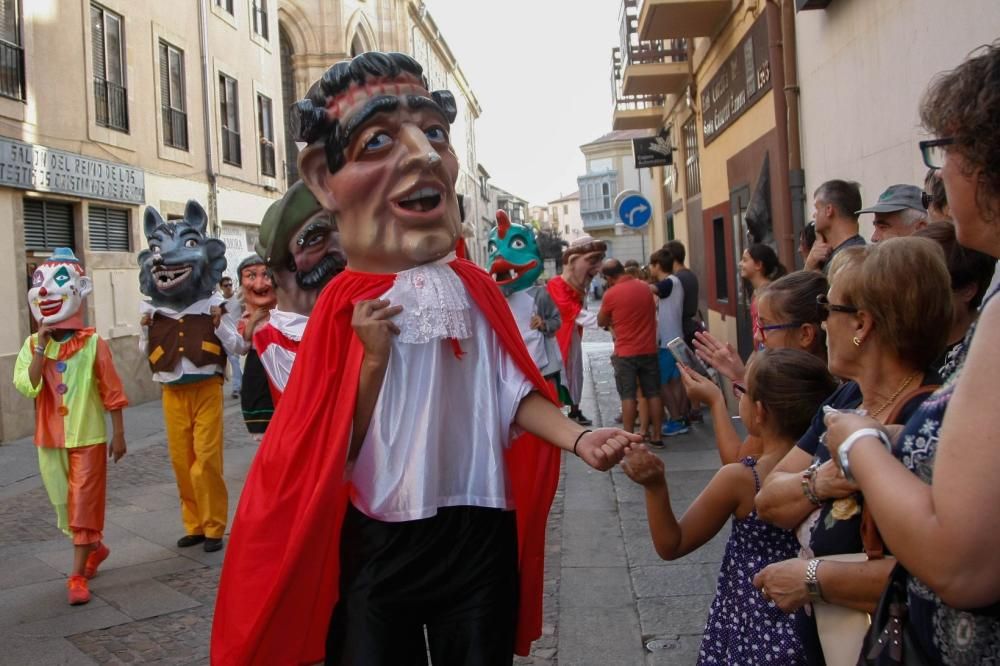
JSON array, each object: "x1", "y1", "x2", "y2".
[{"x1": 240, "y1": 263, "x2": 276, "y2": 313}]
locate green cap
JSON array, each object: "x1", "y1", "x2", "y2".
[{"x1": 256, "y1": 182, "x2": 325, "y2": 268}]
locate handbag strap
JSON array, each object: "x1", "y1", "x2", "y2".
[{"x1": 861, "y1": 383, "x2": 941, "y2": 560}]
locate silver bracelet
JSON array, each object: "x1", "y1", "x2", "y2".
[
  {"x1": 837, "y1": 428, "x2": 892, "y2": 483},
  {"x1": 805, "y1": 558, "x2": 824, "y2": 601},
  {"x1": 33, "y1": 344, "x2": 45, "y2": 355}
]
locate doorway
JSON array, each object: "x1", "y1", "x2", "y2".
[{"x1": 729, "y1": 185, "x2": 753, "y2": 360}]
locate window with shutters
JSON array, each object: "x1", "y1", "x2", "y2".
[
  {"x1": 257, "y1": 93, "x2": 275, "y2": 177},
  {"x1": 0, "y1": 0, "x2": 24, "y2": 101},
  {"x1": 24, "y1": 199, "x2": 75, "y2": 252},
  {"x1": 88, "y1": 206, "x2": 130, "y2": 251},
  {"x1": 91, "y1": 3, "x2": 128, "y2": 132},
  {"x1": 683, "y1": 117, "x2": 701, "y2": 197},
  {"x1": 215, "y1": 0, "x2": 234, "y2": 14},
  {"x1": 219, "y1": 73, "x2": 241, "y2": 166},
  {"x1": 251, "y1": 0, "x2": 268, "y2": 41},
  {"x1": 159, "y1": 41, "x2": 187, "y2": 150}
]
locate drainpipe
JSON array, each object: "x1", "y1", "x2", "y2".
[
  {"x1": 198, "y1": 0, "x2": 220, "y2": 236},
  {"x1": 780, "y1": 0, "x2": 806, "y2": 268},
  {"x1": 764, "y1": 0, "x2": 795, "y2": 268}
]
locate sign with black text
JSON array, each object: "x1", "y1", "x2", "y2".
[{"x1": 633, "y1": 132, "x2": 673, "y2": 169}]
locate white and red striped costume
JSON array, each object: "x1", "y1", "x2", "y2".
[{"x1": 251, "y1": 309, "x2": 307, "y2": 404}]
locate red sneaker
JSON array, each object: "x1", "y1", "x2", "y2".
[
  {"x1": 83, "y1": 543, "x2": 110, "y2": 579},
  {"x1": 67, "y1": 575, "x2": 90, "y2": 605}
]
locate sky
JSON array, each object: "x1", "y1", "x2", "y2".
[{"x1": 427, "y1": 0, "x2": 621, "y2": 206}]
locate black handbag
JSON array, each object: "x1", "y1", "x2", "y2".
[{"x1": 858, "y1": 562, "x2": 932, "y2": 666}]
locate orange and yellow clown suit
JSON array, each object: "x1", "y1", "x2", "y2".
[{"x1": 13, "y1": 329, "x2": 129, "y2": 545}]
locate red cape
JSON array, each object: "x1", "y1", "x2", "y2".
[
  {"x1": 211, "y1": 258, "x2": 561, "y2": 665},
  {"x1": 546, "y1": 275, "x2": 585, "y2": 369}
]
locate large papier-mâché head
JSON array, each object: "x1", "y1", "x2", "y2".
[
  {"x1": 293, "y1": 51, "x2": 463, "y2": 274},
  {"x1": 28, "y1": 247, "x2": 92, "y2": 328},
  {"x1": 487, "y1": 210, "x2": 542, "y2": 296},
  {"x1": 138, "y1": 201, "x2": 227, "y2": 309},
  {"x1": 561, "y1": 235, "x2": 608, "y2": 294}
]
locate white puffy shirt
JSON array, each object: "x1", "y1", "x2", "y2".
[{"x1": 349, "y1": 259, "x2": 535, "y2": 522}]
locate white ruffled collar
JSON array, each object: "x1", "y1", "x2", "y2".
[{"x1": 384, "y1": 253, "x2": 472, "y2": 344}]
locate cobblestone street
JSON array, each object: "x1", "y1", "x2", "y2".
[{"x1": 0, "y1": 322, "x2": 730, "y2": 665}]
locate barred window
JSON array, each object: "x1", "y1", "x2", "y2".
[
  {"x1": 0, "y1": 0, "x2": 24, "y2": 100},
  {"x1": 159, "y1": 41, "x2": 188, "y2": 150},
  {"x1": 88, "y1": 205, "x2": 130, "y2": 251},
  {"x1": 257, "y1": 93, "x2": 275, "y2": 177},
  {"x1": 219, "y1": 73, "x2": 241, "y2": 166},
  {"x1": 91, "y1": 3, "x2": 128, "y2": 132},
  {"x1": 683, "y1": 117, "x2": 701, "y2": 197}
]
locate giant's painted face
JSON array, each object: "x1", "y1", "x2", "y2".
[
  {"x1": 563, "y1": 250, "x2": 606, "y2": 294},
  {"x1": 287, "y1": 210, "x2": 346, "y2": 292},
  {"x1": 239, "y1": 261, "x2": 276, "y2": 314},
  {"x1": 487, "y1": 210, "x2": 542, "y2": 296},
  {"x1": 301, "y1": 73, "x2": 462, "y2": 274},
  {"x1": 28, "y1": 249, "x2": 92, "y2": 327},
  {"x1": 138, "y1": 201, "x2": 226, "y2": 309}
]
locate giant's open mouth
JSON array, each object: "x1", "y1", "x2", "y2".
[
  {"x1": 37, "y1": 298, "x2": 65, "y2": 318},
  {"x1": 395, "y1": 186, "x2": 443, "y2": 213},
  {"x1": 489, "y1": 257, "x2": 538, "y2": 285},
  {"x1": 151, "y1": 265, "x2": 193, "y2": 291}
]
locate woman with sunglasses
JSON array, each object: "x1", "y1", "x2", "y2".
[
  {"x1": 753, "y1": 238, "x2": 953, "y2": 666},
  {"x1": 823, "y1": 43, "x2": 1000, "y2": 663},
  {"x1": 683, "y1": 271, "x2": 829, "y2": 465}
]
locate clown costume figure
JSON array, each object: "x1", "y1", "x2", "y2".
[
  {"x1": 211, "y1": 51, "x2": 640, "y2": 666},
  {"x1": 232, "y1": 255, "x2": 277, "y2": 433},
  {"x1": 487, "y1": 210, "x2": 563, "y2": 390},
  {"x1": 13, "y1": 248, "x2": 129, "y2": 605},
  {"x1": 252, "y1": 181, "x2": 346, "y2": 401},
  {"x1": 547, "y1": 235, "x2": 608, "y2": 425},
  {"x1": 138, "y1": 201, "x2": 249, "y2": 554}
]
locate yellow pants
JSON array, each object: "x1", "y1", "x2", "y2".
[{"x1": 162, "y1": 376, "x2": 227, "y2": 539}]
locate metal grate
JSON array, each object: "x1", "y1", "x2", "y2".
[
  {"x1": 88, "y1": 205, "x2": 130, "y2": 251},
  {"x1": 24, "y1": 199, "x2": 74, "y2": 251}
]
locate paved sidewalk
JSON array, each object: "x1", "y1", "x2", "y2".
[{"x1": 0, "y1": 326, "x2": 732, "y2": 665}]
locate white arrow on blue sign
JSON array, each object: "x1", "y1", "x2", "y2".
[{"x1": 614, "y1": 190, "x2": 653, "y2": 229}]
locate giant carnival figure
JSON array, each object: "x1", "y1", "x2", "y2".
[
  {"x1": 13, "y1": 248, "x2": 129, "y2": 606},
  {"x1": 547, "y1": 235, "x2": 608, "y2": 425},
  {"x1": 487, "y1": 209, "x2": 563, "y2": 389},
  {"x1": 252, "y1": 181, "x2": 346, "y2": 401},
  {"x1": 138, "y1": 201, "x2": 247, "y2": 553},
  {"x1": 232, "y1": 254, "x2": 276, "y2": 434},
  {"x1": 211, "y1": 51, "x2": 638, "y2": 665}
]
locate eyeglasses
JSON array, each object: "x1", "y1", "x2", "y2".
[
  {"x1": 919, "y1": 138, "x2": 955, "y2": 169},
  {"x1": 732, "y1": 382, "x2": 747, "y2": 399},
  {"x1": 816, "y1": 293, "x2": 859, "y2": 320},
  {"x1": 758, "y1": 321, "x2": 802, "y2": 340},
  {"x1": 921, "y1": 190, "x2": 932, "y2": 210}
]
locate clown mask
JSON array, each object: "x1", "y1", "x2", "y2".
[
  {"x1": 487, "y1": 210, "x2": 543, "y2": 297},
  {"x1": 28, "y1": 248, "x2": 93, "y2": 328}
]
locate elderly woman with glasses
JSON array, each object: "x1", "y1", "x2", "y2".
[
  {"x1": 822, "y1": 42, "x2": 1000, "y2": 663},
  {"x1": 682, "y1": 271, "x2": 830, "y2": 465},
  {"x1": 752, "y1": 237, "x2": 953, "y2": 666}
]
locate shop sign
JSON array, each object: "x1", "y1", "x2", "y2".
[
  {"x1": 0, "y1": 137, "x2": 144, "y2": 204},
  {"x1": 633, "y1": 129, "x2": 673, "y2": 169},
  {"x1": 701, "y1": 15, "x2": 771, "y2": 145}
]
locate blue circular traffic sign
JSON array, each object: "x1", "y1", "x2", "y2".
[{"x1": 615, "y1": 190, "x2": 652, "y2": 229}]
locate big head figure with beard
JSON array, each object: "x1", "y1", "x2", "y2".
[
  {"x1": 28, "y1": 248, "x2": 93, "y2": 329},
  {"x1": 255, "y1": 181, "x2": 345, "y2": 316}
]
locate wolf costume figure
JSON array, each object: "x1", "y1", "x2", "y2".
[
  {"x1": 252, "y1": 182, "x2": 346, "y2": 401},
  {"x1": 13, "y1": 248, "x2": 129, "y2": 605},
  {"x1": 138, "y1": 201, "x2": 248, "y2": 553},
  {"x1": 487, "y1": 210, "x2": 563, "y2": 387}
]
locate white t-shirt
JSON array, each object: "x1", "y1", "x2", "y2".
[
  {"x1": 349, "y1": 260, "x2": 536, "y2": 522},
  {"x1": 657, "y1": 275, "x2": 685, "y2": 348}
]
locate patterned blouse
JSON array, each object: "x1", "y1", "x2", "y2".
[{"x1": 892, "y1": 285, "x2": 1000, "y2": 664}]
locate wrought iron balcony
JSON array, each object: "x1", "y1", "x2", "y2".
[
  {"x1": 94, "y1": 78, "x2": 129, "y2": 132},
  {"x1": 222, "y1": 127, "x2": 241, "y2": 167},
  {"x1": 611, "y1": 46, "x2": 665, "y2": 131},
  {"x1": 0, "y1": 39, "x2": 24, "y2": 101},
  {"x1": 161, "y1": 106, "x2": 188, "y2": 150},
  {"x1": 618, "y1": 0, "x2": 689, "y2": 97}
]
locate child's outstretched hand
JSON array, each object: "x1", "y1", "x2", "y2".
[{"x1": 621, "y1": 444, "x2": 666, "y2": 489}]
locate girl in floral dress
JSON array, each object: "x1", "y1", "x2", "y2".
[{"x1": 623, "y1": 349, "x2": 837, "y2": 665}]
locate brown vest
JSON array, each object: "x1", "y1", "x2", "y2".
[{"x1": 147, "y1": 313, "x2": 225, "y2": 372}]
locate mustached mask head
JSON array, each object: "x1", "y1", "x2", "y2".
[
  {"x1": 487, "y1": 210, "x2": 543, "y2": 296},
  {"x1": 28, "y1": 248, "x2": 93, "y2": 328},
  {"x1": 138, "y1": 201, "x2": 227, "y2": 309}
]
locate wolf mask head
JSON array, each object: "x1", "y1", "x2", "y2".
[{"x1": 138, "y1": 201, "x2": 227, "y2": 309}]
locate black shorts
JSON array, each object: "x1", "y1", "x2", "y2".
[
  {"x1": 611, "y1": 353, "x2": 660, "y2": 401},
  {"x1": 326, "y1": 504, "x2": 519, "y2": 666}
]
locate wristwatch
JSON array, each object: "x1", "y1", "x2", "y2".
[
  {"x1": 805, "y1": 558, "x2": 824, "y2": 601},
  {"x1": 837, "y1": 428, "x2": 892, "y2": 483}
]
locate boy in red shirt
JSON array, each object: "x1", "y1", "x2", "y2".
[{"x1": 598, "y1": 259, "x2": 664, "y2": 447}]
